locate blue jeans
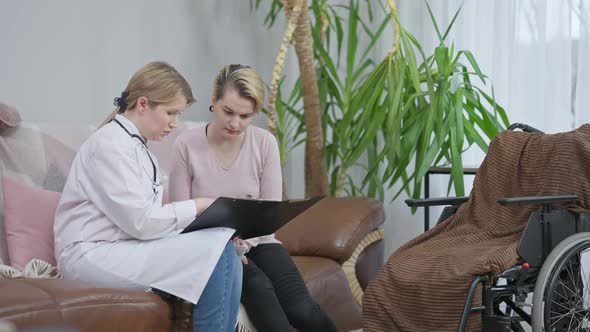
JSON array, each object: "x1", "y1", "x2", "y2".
[{"x1": 193, "y1": 241, "x2": 242, "y2": 332}]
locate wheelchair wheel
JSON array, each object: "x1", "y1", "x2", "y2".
[{"x1": 532, "y1": 232, "x2": 590, "y2": 332}]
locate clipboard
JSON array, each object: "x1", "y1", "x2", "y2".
[{"x1": 181, "y1": 196, "x2": 324, "y2": 238}]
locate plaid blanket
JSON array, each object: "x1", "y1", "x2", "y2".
[{"x1": 363, "y1": 124, "x2": 590, "y2": 331}]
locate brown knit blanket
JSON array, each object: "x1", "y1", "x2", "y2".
[{"x1": 363, "y1": 124, "x2": 590, "y2": 332}]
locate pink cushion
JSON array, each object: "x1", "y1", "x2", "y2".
[{"x1": 2, "y1": 176, "x2": 60, "y2": 269}]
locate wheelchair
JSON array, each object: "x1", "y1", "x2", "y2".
[{"x1": 406, "y1": 123, "x2": 590, "y2": 332}]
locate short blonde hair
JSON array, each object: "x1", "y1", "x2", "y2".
[
  {"x1": 100, "y1": 61, "x2": 194, "y2": 127},
  {"x1": 212, "y1": 64, "x2": 264, "y2": 113}
]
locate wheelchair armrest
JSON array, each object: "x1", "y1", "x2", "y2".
[
  {"x1": 497, "y1": 194, "x2": 578, "y2": 206},
  {"x1": 405, "y1": 196, "x2": 469, "y2": 208}
]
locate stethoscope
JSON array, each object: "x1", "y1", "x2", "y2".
[{"x1": 112, "y1": 118, "x2": 159, "y2": 193}]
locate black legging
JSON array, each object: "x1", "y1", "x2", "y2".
[{"x1": 241, "y1": 243, "x2": 339, "y2": 332}]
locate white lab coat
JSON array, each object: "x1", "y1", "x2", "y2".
[{"x1": 54, "y1": 114, "x2": 234, "y2": 304}]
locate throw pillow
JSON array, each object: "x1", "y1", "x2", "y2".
[{"x1": 2, "y1": 175, "x2": 60, "y2": 269}]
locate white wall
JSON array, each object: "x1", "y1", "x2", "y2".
[
  {"x1": 0, "y1": 0, "x2": 307, "y2": 200},
  {"x1": 0, "y1": 1, "x2": 283, "y2": 123}
]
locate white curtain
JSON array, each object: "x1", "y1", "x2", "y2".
[
  {"x1": 396, "y1": 0, "x2": 590, "y2": 133},
  {"x1": 381, "y1": 0, "x2": 590, "y2": 255}
]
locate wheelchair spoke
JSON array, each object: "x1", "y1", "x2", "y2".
[
  {"x1": 550, "y1": 309, "x2": 575, "y2": 329},
  {"x1": 568, "y1": 254, "x2": 590, "y2": 318},
  {"x1": 549, "y1": 258, "x2": 587, "y2": 331},
  {"x1": 566, "y1": 258, "x2": 579, "y2": 291},
  {"x1": 557, "y1": 278, "x2": 581, "y2": 306},
  {"x1": 549, "y1": 307, "x2": 587, "y2": 331},
  {"x1": 561, "y1": 266, "x2": 582, "y2": 298},
  {"x1": 565, "y1": 255, "x2": 589, "y2": 311},
  {"x1": 549, "y1": 304, "x2": 589, "y2": 330},
  {"x1": 572, "y1": 311, "x2": 589, "y2": 332},
  {"x1": 581, "y1": 311, "x2": 590, "y2": 330},
  {"x1": 572, "y1": 316, "x2": 584, "y2": 332},
  {"x1": 535, "y1": 234, "x2": 590, "y2": 332},
  {"x1": 570, "y1": 310, "x2": 589, "y2": 332},
  {"x1": 569, "y1": 308, "x2": 578, "y2": 332},
  {"x1": 574, "y1": 288, "x2": 587, "y2": 309},
  {"x1": 550, "y1": 309, "x2": 573, "y2": 321},
  {"x1": 566, "y1": 258, "x2": 581, "y2": 291},
  {"x1": 551, "y1": 300, "x2": 576, "y2": 312},
  {"x1": 550, "y1": 306, "x2": 576, "y2": 318},
  {"x1": 580, "y1": 252, "x2": 590, "y2": 310}
]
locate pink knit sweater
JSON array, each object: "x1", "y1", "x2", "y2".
[{"x1": 168, "y1": 124, "x2": 282, "y2": 248}]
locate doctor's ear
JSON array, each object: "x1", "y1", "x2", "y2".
[{"x1": 137, "y1": 97, "x2": 149, "y2": 112}]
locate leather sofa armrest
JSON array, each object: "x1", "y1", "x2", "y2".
[{"x1": 276, "y1": 197, "x2": 385, "y2": 264}]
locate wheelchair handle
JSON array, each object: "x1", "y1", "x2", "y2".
[
  {"x1": 507, "y1": 123, "x2": 544, "y2": 134},
  {"x1": 405, "y1": 196, "x2": 469, "y2": 208},
  {"x1": 497, "y1": 194, "x2": 578, "y2": 206}
]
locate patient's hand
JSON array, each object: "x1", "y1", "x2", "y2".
[{"x1": 232, "y1": 237, "x2": 249, "y2": 264}]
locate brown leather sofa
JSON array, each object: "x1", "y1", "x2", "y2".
[{"x1": 0, "y1": 197, "x2": 384, "y2": 332}]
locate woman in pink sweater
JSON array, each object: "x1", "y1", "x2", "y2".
[{"x1": 168, "y1": 64, "x2": 338, "y2": 332}]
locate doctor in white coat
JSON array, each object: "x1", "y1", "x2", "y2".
[{"x1": 54, "y1": 61, "x2": 242, "y2": 332}]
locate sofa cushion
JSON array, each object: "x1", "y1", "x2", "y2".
[
  {"x1": 0, "y1": 279, "x2": 173, "y2": 332},
  {"x1": 3, "y1": 176, "x2": 60, "y2": 269}
]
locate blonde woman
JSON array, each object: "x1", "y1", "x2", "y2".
[
  {"x1": 54, "y1": 61, "x2": 242, "y2": 332},
  {"x1": 168, "y1": 64, "x2": 338, "y2": 332}
]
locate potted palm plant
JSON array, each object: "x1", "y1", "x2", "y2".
[{"x1": 252, "y1": 0, "x2": 509, "y2": 201}]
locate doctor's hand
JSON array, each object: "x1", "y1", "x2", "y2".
[{"x1": 193, "y1": 198, "x2": 215, "y2": 216}]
